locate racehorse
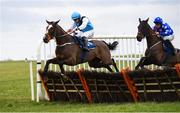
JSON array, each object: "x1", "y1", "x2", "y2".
[
  {"x1": 43, "y1": 20, "x2": 119, "y2": 75},
  {"x1": 135, "y1": 18, "x2": 180, "y2": 69}
]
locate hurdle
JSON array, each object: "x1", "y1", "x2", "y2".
[{"x1": 37, "y1": 67, "x2": 180, "y2": 102}]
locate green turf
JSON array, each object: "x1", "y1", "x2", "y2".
[{"x1": 0, "y1": 61, "x2": 180, "y2": 112}]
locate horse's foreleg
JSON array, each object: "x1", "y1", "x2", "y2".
[
  {"x1": 44, "y1": 58, "x2": 59, "y2": 74},
  {"x1": 104, "y1": 65, "x2": 113, "y2": 72},
  {"x1": 58, "y1": 63, "x2": 65, "y2": 74},
  {"x1": 135, "y1": 57, "x2": 147, "y2": 70},
  {"x1": 59, "y1": 57, "x2": 76, "y2": 74}
]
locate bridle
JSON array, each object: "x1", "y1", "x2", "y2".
[
  {"x1": 56, "y1": 31, "x2": 74, "y2": 38},
  {"x1": 44, "y1": 25, "x2": 76, "y2": 47},
  {"x1": 45, "y1": 25, "x2": 74, "y2": 40}
]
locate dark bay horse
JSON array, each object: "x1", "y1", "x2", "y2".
[
  {"x1": 135, "y1": 18, "x2": 180, "y2": 69},
  {"x1": 43, "y1": 20, "x2": 119, "y2": 74}
]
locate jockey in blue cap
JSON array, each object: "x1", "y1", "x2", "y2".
[
  {"x1": 153, "y1": 17, "x2": 175, "y2": 55},
  {"x1": 67, "y1": 12, "x2": 94, "y2": 51}
]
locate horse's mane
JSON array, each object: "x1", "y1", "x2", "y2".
[
  {"x1": 141, "y1": 20, "x2": 154, "y2": 32},
  {"x1": 140, "y1": 20, "x2": 162, "y2": 48},
  {"x1": 55, "y1": 24, "x2": 66, "y2": 34}
]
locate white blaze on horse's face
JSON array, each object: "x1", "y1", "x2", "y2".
[
  {"x1": 46, "y1": 25, "x2": 53, "y2": 34},
  {"x1": 43, "y1": 25, "x2": 54, "y2": 43}
]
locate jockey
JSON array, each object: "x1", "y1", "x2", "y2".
[
  {"x1": 153, "y1": 17, "x2": 175, "y2": 55},
  {"x1": 67, "y1": 12, "x2": 94, "y2": 51}
]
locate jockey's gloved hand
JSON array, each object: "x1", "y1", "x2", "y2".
[
  {"x1": 75, "y1": 27, "x2": 80, "y2": 31},
  {"x1": 72, "y1": 27, "x2": 80, "y2": 33},
  {"x1": 155, "y1": 32, "x2": 160, "y2": 37}
]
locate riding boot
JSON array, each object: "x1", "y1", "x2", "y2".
[
  {"x1": 82, "y1": 36, "x2": 89, "y2": 51},
  {"x1": 164, "y1": 40, "x2": 175, "y2": 55}
]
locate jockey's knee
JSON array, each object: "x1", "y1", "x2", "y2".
[{"x1": 163, "y1": 35, "x2": 174, "y2": 41}]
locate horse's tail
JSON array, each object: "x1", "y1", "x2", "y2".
[{"x1": 103, "y1": 41, "x2": 119, "y2": 50}]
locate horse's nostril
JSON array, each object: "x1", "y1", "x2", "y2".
[
  {"x1": 43, "y1": 38, "x2": 48, "y2": 43},
  {"x1": 136, "y1": 36, "x2": 142, "y2": 42}
]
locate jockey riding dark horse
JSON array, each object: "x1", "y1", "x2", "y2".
[
  {"x1": 153, "y1": 17, "x2": 175, "y2": 55},
  {"x1": 67, "y1": 12, "x2": 94, "y2": 51},
  {"x1": 135, "y1": 18, "x2": 180, "y2": 69},
  {"x1": 43, "y1": 20, "x2": 119, "y2": 75}
]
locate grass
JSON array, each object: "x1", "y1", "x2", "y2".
[{"x1": 0, "y1": 61, "x2": 180, "y2": 112}]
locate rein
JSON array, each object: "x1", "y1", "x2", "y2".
[
  {"x1": 54, "y1": 30, "x2": 75, "y2": 47},
  {"x1": 145, "y1": 32, "x2": 162, "y2": 56},
  {"x1": 148, "y1": 41, "x2": 162, "y2": 50},
  {"x1": 56, "y1": 30, "x2": 74, "y2": 38},
  {"x1": 147, "y1": 33, "x2": 162, "y2": 50}
]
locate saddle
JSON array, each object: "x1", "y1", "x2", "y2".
[{"x1": 72, "y1": 36, "x2": 95, "y2": 49}]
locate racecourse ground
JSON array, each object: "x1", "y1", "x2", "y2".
[{"x1": 0, "y1": 61, "x2": 180, "y2": 112}]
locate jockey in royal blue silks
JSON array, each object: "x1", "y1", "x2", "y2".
[
  {"x1": 67, "y1": 12, "x2": 94, "y2": 51},
  {"x1": 153, "y1": 17, "x2": 175, "y2": 55}
]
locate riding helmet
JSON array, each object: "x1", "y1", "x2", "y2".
[
  {"x1": 71, "y1": 12, "x2": 81, "y2": 20},
  {"x1": 154, "y1": 17, "x2": 163, "y2": 24}
]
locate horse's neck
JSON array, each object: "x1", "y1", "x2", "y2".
[
  {"x1": 146, "y1": 28, "x2": 160, "y2": 48},
  {"x1": 55, "y1": 25, "x2": 73, "y2": 45}
]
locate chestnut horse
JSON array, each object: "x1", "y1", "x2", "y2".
[
  {"x1": 135, "y1": 18, "x2": 180, "y2": 69},
  {"x1": 43, "y1": 20, "x2": 119, "y2": 74}
]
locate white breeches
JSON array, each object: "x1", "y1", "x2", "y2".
[
  {"x1": 163, "y1": 35, "x2": 174, "y2": 41},
  {"x1": 74, "y1": 30, "x2": 94, "y2": 39}
]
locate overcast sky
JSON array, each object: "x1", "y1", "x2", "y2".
[{"x1": 0, "y1": 0, "x2": 180, "y2": 60}]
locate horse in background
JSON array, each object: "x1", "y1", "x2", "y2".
[
  {"x1": 42, "y1": 20, "x2": 119, "y2": 75},
  {"x1": 135, "y1": 18, "x2": 180, "y2": 69}
]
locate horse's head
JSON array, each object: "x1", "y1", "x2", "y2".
[
  {"x1": 136, "y1": 18, "x2": 149, "y2": 42},
  {"x1": 43, "y1": 20, "x2": 60, "y2": 43}
]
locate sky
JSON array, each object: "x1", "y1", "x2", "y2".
[{"x1": 0, "y1": 0, "x2": 180, "y2": 60}]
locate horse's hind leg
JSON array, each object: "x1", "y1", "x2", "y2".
[
  {"x1": 112, "y1": 58, "x2": 119, "y2": 72},
  {"x1": 88, "y1": 60, "x2": 114, "y2": 72}
]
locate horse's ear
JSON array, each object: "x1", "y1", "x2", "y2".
[
  {"x1": 145, "y1": 18, "x2": 149, "y2": 22},
  {"x1": 46, "y1": 20, "x2": 51, "y2": 24},
  {"x1": 139, "y1": 18, "x2": 141, "y2": 23},
  {"x1": 54, "y1": 20, "x2": 60, "y2": 25}
]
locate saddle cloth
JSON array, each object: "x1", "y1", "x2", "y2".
[{"x1": 87, "y1": 41, "x2": 96, "y2": 49}]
